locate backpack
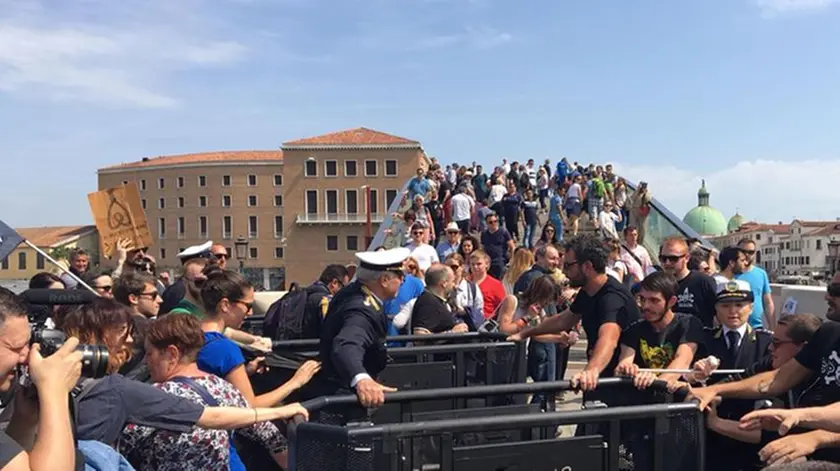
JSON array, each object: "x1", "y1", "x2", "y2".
[
  {"x1": 262, "y1": 286, "x2": 314, "y2": 340},
  {"x1": 592, "y1": 178, "x2": 605, "y2": 198}
]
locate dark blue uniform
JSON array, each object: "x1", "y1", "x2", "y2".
[{"x1": 314, "y1": 280, "x2": 389, "y2": 397}]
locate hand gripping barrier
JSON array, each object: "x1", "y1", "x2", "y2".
[{"x1": 288, "y1": 377, "x2": 705, "y2": 471}]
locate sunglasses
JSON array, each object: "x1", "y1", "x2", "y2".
[
  {"x1": 234, "y1": 300, "x2": 254, "y2": 311},
  {"x1": 213, "y1": 253, "x2": 228, "y2": 260},
  {"x1": 448, "y1": 264, "x2": 461, "y2": 269},
  {"x1": 771, "y1": 338, "x2": 797, "y2": 348},
  {"x1": 563, "y1": 260, "x2": 579, "y2": 270},
  {"x1": 741, "y1": 250, "x2": 756, "y2": 255},
  {"x1": 487, "y1": 219, "x2": 499, "y2": 224},
  {"x1": 659, "y1": 254, "x2": 685, "y2": 263},
  {"x1": 97, "y1": 285, "x2": 113, "y2": 292}
]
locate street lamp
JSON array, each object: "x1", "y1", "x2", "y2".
[{"x1": 234, "y1": 235, "x2": 249, "y2": 273}]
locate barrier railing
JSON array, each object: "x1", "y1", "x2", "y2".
[{"x1": 288, "y1": 378, "x2": 704, "y2": 471}]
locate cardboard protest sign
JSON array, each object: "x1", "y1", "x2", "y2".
[{"x1": 87, "y1": 183, "x2": 153, "y2": 258}]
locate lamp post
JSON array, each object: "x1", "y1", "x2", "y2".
[{"x1": 234, "y1": 235, "x2": 249, "y2": 274}]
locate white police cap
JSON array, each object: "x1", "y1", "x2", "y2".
[
  {"x1": 356, "y1": 247, "x2": 410, "y2": 273},
  {"x1": 716, "y1": 278, "x2": 754, "y2": 303},
  {"x1": 177, "y1": 240, "x2": 213, "y2": 260}
]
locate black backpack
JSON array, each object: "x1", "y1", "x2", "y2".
[{"x1": 262, "y1": 286, "x2": 312, "y2": 340}]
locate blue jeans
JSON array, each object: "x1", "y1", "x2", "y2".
[
  {"x1": 528, "y1": 341, "x2": 557, "y2": 409},
  {"x1": 550, "y1": 215, "x2": 564, "y2": 241},
  {"x1": 78, "y1": 440, "x2": 136, "y2": 471},
  {"x1": 523, "y1": 220, "x2": 537, "y2": 248}
]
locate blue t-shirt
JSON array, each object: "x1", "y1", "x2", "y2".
[
  {"x1": 408, "y1": 178, "x2": 430, "y2": 200},
  {"x1": 735, "y1": 266, "x2": 772, "y2": 328},
  {"x1": 549, "y1": 194, "x2": 564, "y2": 220},
  {"x1": 197, "y1": 332, "x2": 246, "y2": 378},
  {"x1": 383, "y1": 275, "x2": 425, "y2": 317}
]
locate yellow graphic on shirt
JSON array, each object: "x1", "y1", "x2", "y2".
[
  {"x1": 320, "y1": 296, "x2": 330, "y2": 318},
  {"x1": 639, "y1": 339, "x2": 675, "y2": 369}
]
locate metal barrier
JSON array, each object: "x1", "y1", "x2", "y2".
[{"x1": 288, "y1": 378, "x2": 705, "y2": 471}]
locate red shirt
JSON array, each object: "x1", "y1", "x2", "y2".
[{"x1": 477, "y1": 275, "x2": 506, "y2": 319}]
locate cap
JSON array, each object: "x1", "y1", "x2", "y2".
[
  {"x1": 177, "y1": 241, "x2": 213, "y2": 261},
  {"x1": 716, "y1": 279, "x2": 754, "y2": 304},
  {"x1": 356, "y1": 247, "x2": 411, "y2": 273},
  {"x1": 445, "y1": 222, "x2": 460, "y2": 233}
]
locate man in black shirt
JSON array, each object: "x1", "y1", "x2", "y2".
[
  {"x1": 510, "y1": 233, "x2": 640, "y2": 393},
  {"x1": 660, "y1": 236, "x2": 718, "y2": 327},
  {"x1": 615, "y1": 271, "x2": 704, "y2": 388},
  {"x1": 412, "y1": 264, "x2": 468, "y2": 335}
]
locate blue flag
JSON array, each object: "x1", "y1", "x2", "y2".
[{"x1": 0, "y1": 220, "x2": 24, "y2": 261}]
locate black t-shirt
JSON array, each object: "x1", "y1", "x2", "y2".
[
  {"x1": 438, "y1": 180, "x2": 452, "y2": 202},
  {"x1": 501, "y1": 193, "x2": 522, "y2": 221},
  {"x1": 570, "y1": 276, "x2": 641, "y2": 376},
  {"x1": 411, "y1": 291, "x2": 456, "y2": 333},
  {"x1": 481, "y1": 228, "x2": 512, "y2": 265},
  {"x1": 0, "y1": 431, "x2": 21, "y2": 468},
  {"x1": 794, "y1": 322, "x2": 840, "y2": 406},
  {"x1": 620, "y1": 313, "x2": 704, "y2": 368},
  {"x1": 673, "y1": 271, "x2": 718, "y2": 328},
  {"x1": 76, "y1": 374, "x2": 204, "y2": 446},
  {"x1": 159, "y1": 278, "x2": 186, "y2": 315}
]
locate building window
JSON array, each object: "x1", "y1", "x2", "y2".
[
  {"x1": 817, "y1": 239, "x2": 823, "y2": 250},
  {"x1": 325, "y1": 160, "x2": 338, "y2": 177},
  {"x1": 365, "y1": 160, "x2": 378, "y2": 177},
  {"x1": 325, "y1": 190, "x2": 338, "y2": 214},
  {"x1": 177, "y1": 176, "x2": 184, "y2": 188},
  {"x1": 274, "y1": 174, "x2": 282, "y2": 186},
  {"x1": 249, "y1": 247, "x2": 258, "y2": 259},
  {"x1": 274, "y1": 195, "x2": 283, "y2": 207},
  {"x1": 199, "y1": 196, "x2": 207, "y2": 207},
  {"x1": 160, "y1": 248, "x2": 166, "y2": 259},
  {"x1": 385, "y1": 189, "x2": 399, "y2": 210},
  {"x1": 305, "y1": 159, "x2": 317, "y2": 177},
  {"x1": 326, "y1": 235, "x2": 338, "y2": 251},
  {"x1": 346, "y1": 189, "x2": 358, "y2": 214},
  {"x1": 141, "y1": 199, "x2": 146, "y2": 210},
  {"x1": 177, "y1": 196, "x2": 185, "y2": 208},
  {"x1": 158, "y1": 177, "x2": 165, "y2": 189},
  {"x1": 346, "y1": 235, "x2": 359, "y2": 251},
  {"x1": 384, "y1": 160, "x2": 398, "y2": 176},
  {"x1": 306, "y1": 190, "x2": 318, "y2": 215},
  {"x1": 198, "y1": 175, "x2": 206, "y2": 187},
  {"x1": 222, "y1": 195, "x2": 231, "y2": 207},
  {"x1": 199, "y1": 216, "x2": 208, "y2": 238},
  {"x1": 248, "y1": 195, "x2": 258, "y2": 207},
  {"x1": 345, "y1": 160, "x2": 357, "y2": 177},
  {"x1": 274, "y1": 247, "x2": 284, "y2": 259},
  {"x1": 806, "y1": 256, "x2": 811, "y2": 265},
  {"x1": 222, "y1": 216, "x2": 232, "y2": 239},
  {"x1": 248, "y1": 175, "x2": 257, "y2": 186},
  {"x1": 177, "y1": 217, "x2": 185, "y2": 238},
  {"x1": 248, "y1": 216, "x2": 258, "y2": 239},
  {"x1": 274, "y1": 216, "x2": 283, "y2": 238},
  {"x1": 158, "y1": 198, "x2": 165, "y2": 209},
  {"x1": 222, "y1": 175, "x2": 231, "y2": 187},
  {"x1": 36, "y1": 254, "x2": 45, "y2": 270},
  {"x1": 158, "y1": 217, "x2": 166, "y2": 239},
  {"x1": 369, "y1": 189, "x2": 379, "y2": 214},
  {"x1": 140, "y1": 179, "x2": 147, "y2": 191},
  {"x1": 1, "y1": 257, "x2": 7, "y2": 270},
  {"x1": 18, "y1": 252, "x2": 26, "y2": 270}
]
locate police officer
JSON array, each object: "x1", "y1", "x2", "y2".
[
  {"x1": 701, "y1": 279, "x2": 772, "y2": 471},
  {"x1": 314, "y1": 247, "x2": 410, "y2": 408}
]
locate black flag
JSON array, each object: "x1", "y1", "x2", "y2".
[{"x1": 0, "y1": 220, "x2": 24, "y2": 261}]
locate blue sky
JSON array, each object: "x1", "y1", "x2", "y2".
[{"x1": 2, "y1": 0, "x2": 840, "y2": 228}]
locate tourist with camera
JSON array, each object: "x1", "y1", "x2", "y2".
[{"x1": 0, "y1": 288, "x2": 82, "y2": 471}]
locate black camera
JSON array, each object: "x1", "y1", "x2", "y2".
[{"x1": 30, "y1": 326, "x2": 110, "y2": 379}]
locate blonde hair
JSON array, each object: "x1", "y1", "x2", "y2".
[{"x1": 503, "y1": 247, "x2": 535, "y2": 287}]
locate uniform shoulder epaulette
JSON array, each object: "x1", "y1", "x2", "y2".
[{"x1": 754, "y1": 328, "x2": 773, "y2": 335}]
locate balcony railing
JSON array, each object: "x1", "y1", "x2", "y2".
[{"x1": 296, "y1": 213, "x2": 386, "y2": 224}]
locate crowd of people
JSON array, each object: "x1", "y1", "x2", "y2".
[{"x1": 1, "y1": 156, "x2": 838, "y2": 470}]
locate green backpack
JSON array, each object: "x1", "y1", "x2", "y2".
[{"x1": 592, "y1": 178, "x2": 605, "y2": 198}]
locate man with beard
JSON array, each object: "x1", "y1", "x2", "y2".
[
  {"x1": 509, "y1": 234, "x2": 640, "y2": 399},
  {"x1": 736, "y1": 238, "x2": 776, "y2": 330},
  {"x1": 614, "y1": 271, "x2": 704, "y2": 388},
  {"x1": 660, "y1": 236, "x2": 718, "y2": 328},
  {"x1": 411, "y1": 264, "x2": 468, "y2": 335},
  {"x1": 715, "y1": 246, "x2": 749, "y2": 284}
]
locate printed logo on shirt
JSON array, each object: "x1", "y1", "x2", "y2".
[
  {"x1": 639, "y1": 339, "x2": 675, "y2": 369},
  {"x1": 820, "y1": 350, "x2": 840, "y2": 385},
  {"x1": 677, "y1": 288, "x2": 695, "y2": 309}
]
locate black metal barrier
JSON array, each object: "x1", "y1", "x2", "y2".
[{"x1": 288, "y1": 378, "x2": 705, "y2": 471}]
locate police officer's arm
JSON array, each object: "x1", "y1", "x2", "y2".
[
  {"x1": 332, "y1": 309, "x2": 378, "y2": 387},
  {"x1": 691, "y1": 359, "x2": 812, "y2": 411}
]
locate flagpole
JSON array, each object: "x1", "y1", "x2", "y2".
[{"x1": 23, "y1": 240, "x2": 99, "y2": 296}]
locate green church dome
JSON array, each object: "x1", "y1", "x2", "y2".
[
  {"x1": 682, "y1": 179, "x2": 727, "y2": 237},
  {"x1": 728, "y1": 212, "x2": 746, "y2": 233}
]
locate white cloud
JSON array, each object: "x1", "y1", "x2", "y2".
[
  {"x1": 410, "y1": 26, "x2": 512, "y2": 50},
  {"x1": 618, "y1": 159, "x2": 840, "y2": 225},
  {"x1": 0, "y1": 1, "x2": 248, "y2": 108},
  {"x1": 753, "y1": 0, "x2": 840, "y2": 16}
]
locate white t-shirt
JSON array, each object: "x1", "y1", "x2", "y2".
[
  {"x1": 567, "y1": 183, "x2": 582, "y2": 200},
  {"x1": 405, "y1": 243, "x2": 439, "y2": 271},
  {"x1": 450, "y1": 193, "x2": 474, "y2": 222},
  {"x1": 489, "y1": 184, "x2": 507, "y2": 205},
  {"x1": 598, "y1": 211, "x2": 620, "y2": 239}
]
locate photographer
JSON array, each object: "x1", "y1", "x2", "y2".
[{"x1": 0, "y1": 287, "x2": 82, "y2": 471}]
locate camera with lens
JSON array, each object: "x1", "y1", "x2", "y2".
[{"x1": 29, "y1": 327, "x2": 110, "y2": 379}]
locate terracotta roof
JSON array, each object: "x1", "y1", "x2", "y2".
[
  {"x1": 100, "y1": 151, "x2": 283, "y2": 171},
  {"x1": 16, "y1": 226, "x2": 97, "y2": 248},
  {"x1": 282, "y1": 127, "x2": 420, "y2": 147}
]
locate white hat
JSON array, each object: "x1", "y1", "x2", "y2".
[
  {"x1": 445, "y1": 222, "x2": 460, "y2": 233},
  {"x1": 177, "y1": 241, "x2": 213, "y2": 261},
  {"x1": 715, "y1": 279, "x2": 754, "y2": 303},
  {"x1": 356, "y1": 247, "x2": 410, "y2": 273}
]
